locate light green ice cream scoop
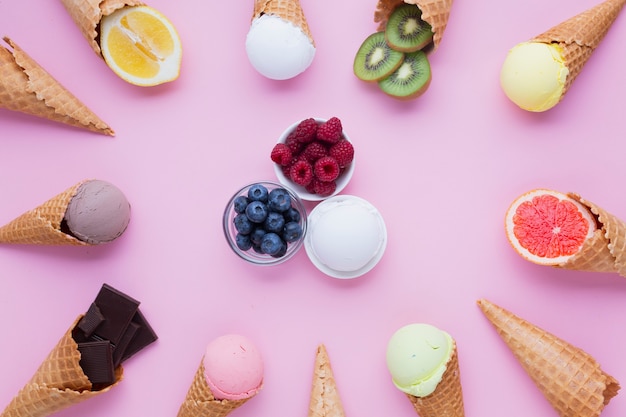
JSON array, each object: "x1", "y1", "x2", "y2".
[{"x1": 386, "y1": 323, "x2": 453, "y2": 397}]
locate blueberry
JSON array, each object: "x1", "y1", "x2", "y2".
[
  {"x1": 235, "y1": 233, "x2": 252, "y2": 251},
  {"x1": 268, "y1": 188, "x2": 292, "y2": 212},
  {"x1": 284, "y1": 207, "x2": 301, "y2": 223},
  {"x1": 282, "y1": 221, "x2": 303, "y2": 242},
  {"x1": 245, "y1": 201, "x2": 268, "y2": 223},
  {"x1": 260, "y1": 232, "x2": 284, "y2": 255},
  {"x1": 250, "y1": 228, "x2": 266, "y2": 246},
  {"x1": 233, "y1": 195, "x2": 249, "y2": 213},
  {"x1": 265, "y1": 212, "x2": 286, "y2": 233},
  {"x1": 271, "y1": 241, "x2": 288, "y2": 258},
  {"x1": 234, "y1": 213, "x2": 253, "y2": 235},
  {"x1": 248, "y1": 184, "x2": 269, "y2": 202}
]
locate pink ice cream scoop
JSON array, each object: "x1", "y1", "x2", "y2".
[{"x1": 202, "y1": 334, "x2": 264, "y2": 400}]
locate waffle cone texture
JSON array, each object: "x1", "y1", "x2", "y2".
[
  {"x1": 60, "y1": 0, "x2": 145, "y2": 56},
  {"x1": 0, "y1": 315, "x2": 123, "y2": 417},
  {"x1": 0, "y1": 180, "x2": 91, "y2": 246},
  {"x1": 308, "y1": 344, "x2": 345, "y2": 417},
  {"x1": 404, "y1": 339, "x2": 465, "y2": 417},
  {"x1": 374, "y1": 0, "x2": 453, "y2": 50},
  {"x1": 532, "y1": 0, "x2": 626, "y2": 99},
  {"x1": 0, "y1": 37, "x2": 113, "y2": 135},
  {"x1": 478, "y1": 299, "x2": 620, "y2": 417},
  {"x1": 252, "y1": 0, "x2": 315, "y2": 45},
  {"x1": 176, "y1": 360, "x2": 251, "y2": 417}
]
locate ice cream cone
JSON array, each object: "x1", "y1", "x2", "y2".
[
  {"x1": 0, "y1": 180, "x2": 90, "y2": 246},
  {"x1": 558, "y1": 193, "x2": 626, "y2": 277},
  {"x1": 477, "y1": 299, "x2": 620, "y2": 417},
  {"x1": 0, "y1": 315, "x2": 123, "y2": 417},
  {"x1": 403, "y1": 339, "x2": 464, "y2": 417},
  {"x1": 532, "y1": 0, "x2": 626, "y2": 99},
  {"x1": 60, "y1": 0, "x2": 145, "y2": 56},
  {"x1": 308, "y1": 344, "x2": 345, "y2": 417},
  {"x1": 176, "y1": 360, "x2": 250, "y2": 417},
  {"x1": 374, "y1": 0, "x2": 453, "y2": 50},
  {"x1": 0, "y1": 37, "x2": 113, "y2": 136},
  {"x1": 252, "y1": 0, "x2": 315, "y2": 45}
]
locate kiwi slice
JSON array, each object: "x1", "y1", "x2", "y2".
[
  {"x1": 378, "y1": 50, "x2": 431, "y2": 100},
  {"x1": 354, "y1": 32, "x2": 404, "y2": 82},
  {"x1": 385, "y1": 4, "x2": 433, "y2": 52}
]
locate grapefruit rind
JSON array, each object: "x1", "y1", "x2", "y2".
[
  {"x1": 504, "y1": 189, "x2": 596, "y2": 266},
  {"x1": 100, "y1": 6, "x2": 182, "y2": 87}
]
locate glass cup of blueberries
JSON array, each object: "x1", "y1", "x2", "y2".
[{"x1": 223, "y1": 181, "x2": 307, "y2": 265}]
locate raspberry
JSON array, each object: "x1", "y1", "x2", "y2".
[
  {"x1": 328, "y1": 140, "x2": 354, "y2": 168},
  {"x1": 285, "y1": 131, "x2": 304, "y2": 155},
  {"x1": 312, "y1": 178, "x2": 337, "y2": 197},
  {"x1": 302, "y1": 141, "x2": 328, "y2": 162},
  {"x1": 292, "y1": 118, "x2": 318, "y2": 144},
  {"x1": 270, "y1": 143, "x2": 293, "y2": 166},
  {"x1": 288, "y1": 159, "x2": 314, "y2": 186},
  {"x1": 313, "y1": 156, "x2": 340, "y2": 182},
  {"x1": 316, "y1": 117, "x2": 343, "y2": 144}
]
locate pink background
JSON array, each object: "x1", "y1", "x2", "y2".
[{"x1": 2, "y1": 0, "x2": 626, "y2": 416}]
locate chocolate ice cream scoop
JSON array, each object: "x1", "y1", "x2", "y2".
[{"x1": 62, "y1": 180, "x2": 130, "y2": 244}]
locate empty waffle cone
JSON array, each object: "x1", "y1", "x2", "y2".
[
  {"x1": 60, "y1": 0, "x2": 145, "y2": 56},
  {"x1": 308, "y1": 344, "x2": 345, "y2": 417},
  {"x1": 0, "y1": 180, "x2": 89, "y2": 246},
  {"x1": 0, "y1": 315, "x2": 123, "y2": 417},
  {"x1": 404, "y1": 339, "x2": 464, "y2": 417},
  {"x1": 0, "y1": 37, "x2": 113, "y2": 136},
  {"x1": 531, "y1": 0, "x2": 626, "y2": 99},
  {"x1": 374, "y1": 0, "x2": 453, "y2": 50},
  {"x1": 558, "y1": 193, "x2": 626, "y2": 277},
  {"x1": 252, "y1": 0, "x2": 315, "y2": 45},
  {"x1": 176, "y1": 360, "x2": 250, "y2": 417},
  {"x1": 478, "y1": 299, "x2": 620, "y2": 417}
]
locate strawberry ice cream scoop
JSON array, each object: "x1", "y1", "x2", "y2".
[{"x1": 202, "y1": 334, "x2": 264, "y2": 400}]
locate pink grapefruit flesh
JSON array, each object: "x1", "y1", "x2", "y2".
[{"x1": 505, "y1": 189, "x2": 596, "y2": 266}]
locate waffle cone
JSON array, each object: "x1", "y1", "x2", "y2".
[
  {"x1": 0, "y1": 315, "x2": 123, "y2": 417},
  {"x1": 374, "y1": 0, "x2": 453, "y2": 50},
  {"x1": 404, "y1": 340, "x2": 464, "y2": 417},
  {"x1": 0, "y1": 180, "x2": 90, "y2": 246},
  {"x1": 176, "y1": 360, "x2": 250, "y2": 417},
  {"x1": 308, "y1": 344, "x2": 345, "y2": 417},
  {"x1": 531, "y1": 0, "x2": 626, "y2": 99},
  {"x1": 60, "y1": 0, "x2": 145, "y2": 56},
  {"x1": 0, "y1": 37, "x2": 113, "y2": 136},
  {"x1": 252, "y1": 0, "x2": 315, "y2": 45},
  {"x1": 478, "y1": 299, "x2": 620, "y2": 417},
  {"x1": 558, "y1": 193, "x2": 626, "y2": 277}
]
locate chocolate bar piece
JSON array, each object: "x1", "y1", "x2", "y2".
[{"x1": 72, "y1": 284, "x2": 157, "y2": 388}]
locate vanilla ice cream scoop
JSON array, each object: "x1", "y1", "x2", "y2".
[
  {"x1": 63, "y1": 180, "x2": 131, "y2": 244},
  {"x1": 386, "y1": 323, "x2": 454, "y2": 397},
  {"x1": 304, "y1": 195, "x2": 387, "y2": 279},
  {"x1": 500, "y1": 42, "x2": 569, "y2": 112},
  {"x1": 245, "y1": 1, "x2": 316, "y2": 80}
]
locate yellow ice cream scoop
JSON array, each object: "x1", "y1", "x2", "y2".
[
  {"x1": 500, "y1": 42, "x2": 569, "y2": 112},
  {"x1": 386, "y1": 323, "x2": 453, "y2": 397}
]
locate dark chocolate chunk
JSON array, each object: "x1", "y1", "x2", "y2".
[
  {"x1": 120, "y1": 309, "x2": 158, "y2": 363},
  {"x1": 76, "y1": 302, "x2": 105, "y2": 338},
  {"x1": 77, "y1": 340, "x2": 116, "y2": 387},
  {"x1": 91, "y1": 283, "x2": 140, "y2": 345},
  {"x1": 112, "y1": 321, "x2": 139, "y2": 368}
]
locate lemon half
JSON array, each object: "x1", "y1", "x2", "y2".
[{"x1": 100, "y1": 6, "x2": 182, "y2": 87}]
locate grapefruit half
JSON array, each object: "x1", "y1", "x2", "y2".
[{"x1": 505, "y1": 189, "x2": 597, "y2": 265}]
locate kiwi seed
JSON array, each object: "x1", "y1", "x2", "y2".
[
  {"x1": 353, "y1": 32, "x2": 404, "y2": 82},
  {"x1": 385, "y1": 4, "x2": 434, "y2": 53},
  {"x1": 378, "y1": 50, "x2": 431, "y2": 100}
]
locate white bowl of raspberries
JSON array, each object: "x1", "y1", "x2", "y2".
[{"x1": 271, "y1": 117, "x2": 355, "y2": 201}]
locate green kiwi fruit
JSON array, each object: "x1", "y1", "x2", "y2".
[
  {"x1": 378, "y1": 50, "x2": 431, "y2": 100},
  {"x1": 385, "y1": 4, "x2": 434, "y2": 52},
  {"x1": 354, "y1": 32, "x2": 404, "y2": 82}
]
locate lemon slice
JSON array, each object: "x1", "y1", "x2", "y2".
[{"x1": 100, "y1": 6, "x2": 182, "y2": 87}]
